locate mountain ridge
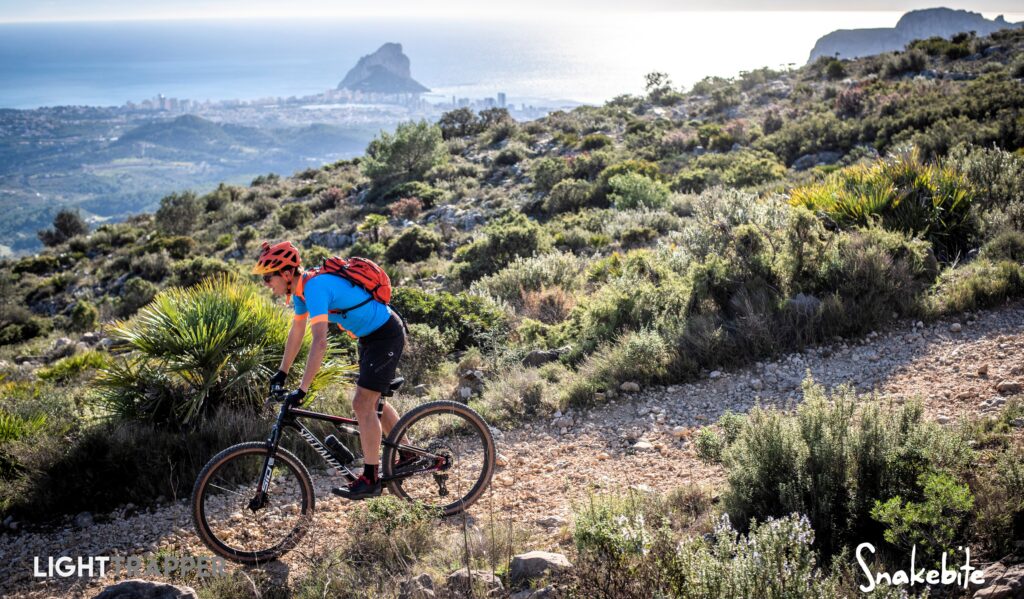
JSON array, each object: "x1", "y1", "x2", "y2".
[{"x1": 808, "y1": 7, "x2": 1022, "y2": 62}]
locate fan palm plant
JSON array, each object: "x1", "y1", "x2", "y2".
[{"x1": 789, "y1": 148, "x2": 978, "y2": 261}]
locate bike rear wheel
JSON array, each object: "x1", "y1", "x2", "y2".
[
  {"x1": 382, "y1": 400, "x2": 495, "y2": 516},
  {"x1": 191, "y1": 442, "x2": 315, "y2": 564}
]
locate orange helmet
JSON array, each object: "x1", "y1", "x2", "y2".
[{"x1": 252, "y1": 240, "x2": 301, "y2": 275}]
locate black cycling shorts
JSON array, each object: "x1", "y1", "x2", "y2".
[{"x1": 356, "y1": 313, "x2": 406, "y2": 394}]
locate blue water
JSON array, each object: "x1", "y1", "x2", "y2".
[{"x1": 0, "y1": 18, "x2": 594, "y2": 108}]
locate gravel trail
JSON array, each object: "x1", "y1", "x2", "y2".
[{"x1": 3, "y1": 304, "x2": 1023, "y2": 598}]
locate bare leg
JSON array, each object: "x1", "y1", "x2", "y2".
[
  {"x1": 381, "y1": 402, "x2": 400, "y2": 436},
  {"x1": 352, "y1": 385, "x2": 383, "y2": 466}
]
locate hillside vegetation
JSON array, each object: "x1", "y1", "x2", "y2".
[{"x1": 2, "y1": 26, "x2": 1024, "y2": 597}]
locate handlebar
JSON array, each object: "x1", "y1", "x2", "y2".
[{"x1": 263, "y1": 386, "x2": 288, "y2": 411}]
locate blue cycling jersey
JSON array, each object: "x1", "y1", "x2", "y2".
[{"x1": 292, "y1": 273, "x2": 391, "y2": 338}]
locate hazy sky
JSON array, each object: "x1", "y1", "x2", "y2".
[{"x1": 1, "y1": 0, "x2": 1022, "y2": 22}]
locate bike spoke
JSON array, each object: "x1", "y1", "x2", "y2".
[
  {"x1": 197, "y1": 450, "x2": 310, "y2": 558},
  {"x1": 387, "y1": 405, "x2": 491, "y2": 515}
]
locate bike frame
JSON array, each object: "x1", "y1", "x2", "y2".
[{"x1": 251, "y1": 395, "x2": 437, "y2": 506}]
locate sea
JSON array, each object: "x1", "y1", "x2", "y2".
[{"x1": 5, "y1": 11, "x2": 1021, "y2": 110}]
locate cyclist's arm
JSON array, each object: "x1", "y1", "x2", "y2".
[
  {"x1": 298, "y1": 320, "x2": 328, "y2": 392},
  {"x1": 278, "y1": 316, "x2": 306, "y2": 373}
]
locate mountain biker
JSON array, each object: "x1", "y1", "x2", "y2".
[{"x1": 252, "y1": 240, "x2": 408, "y2": 500}]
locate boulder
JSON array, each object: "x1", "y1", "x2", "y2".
[
  {"x1": 49, "y1": 337, "x2": 77, "y2": 360},
  {"x1": 73, "y1": 511, "x2": 94, "y2": 528},
  {"x1": 791, "y1": 151, "x2": 843, "y2": 171},
  {"x1": 536, "y1": 515, "x2": 567, "y2": 529},
  {"x1": 973, "y1": 559, "x2": 1024, "y2": 599},
  {"x1": 446, "y1": 569, "x2": 503, "y2": 597},
  {"x1": 620, "y1": 381, "x2": 640, "y2": 393},
  {"x1": 996, "y1": 381, "x2": 1022, "y2": 394},
  {"x1": 398, "y1": 573, "x2": 436, "y2": 599},
  {"x1": 523, "y1": 350, "x2": 560, "y2": 368},
  {"x1": 511, "y1": 588, "x2": 555, "y2": 599},
  {"x1": 92, "y1": 579, "x2": 198, "y2": 599},
  {"x1": 510, "y1": 551, "x2": 573, "y2": 585}
]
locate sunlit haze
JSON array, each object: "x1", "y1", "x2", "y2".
[{"x1": 1, "y1": 0, "x2": 1023, "y2": 22}]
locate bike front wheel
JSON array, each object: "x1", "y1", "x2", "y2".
[
  {"x1": 191, "y1": 442, "x2": 315, "y2": 564},
  {"x1": 382, "y1": 400, "x2": 496, "y2": 517}
]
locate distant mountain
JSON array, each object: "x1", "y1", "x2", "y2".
[
  {"x1": 808, "y1": 7, "x2": 1022, "y2": 63},
  {"x1": 337, "y1": 43, "x2": 429, "y2": 94}
]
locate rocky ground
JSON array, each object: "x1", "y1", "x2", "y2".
[{"x1": 3, "y1": 304, "x2": 1024, "y2": 598}]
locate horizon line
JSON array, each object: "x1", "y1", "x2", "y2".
[{"x1": 5, "y1": 7, "x2": 1023, "y2": 25}]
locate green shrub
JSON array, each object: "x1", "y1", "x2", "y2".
[
  {"x1": 0, "y1": 306, "x2": 50, "y2": 346},
  {"x1": 580, "y1": 134, "x2": 613, "y2": 151},
  {"x1": 68, "y1": 300, "x2": 99, "y2": 332},
  {"x1": 493, "y1": 144, "x2": 526, "y2": 167},
  {"x1": 380, "y1": 181, "x2": 446, "y2": 208},
  {"x1": 824, "y1": 58, "x2": 846, "y2": 80},
  {"x1": 117, "y1": 277, "x2": 158, "y2": 317},
  {"x1": 347, "y1": 496, "x2": 440, "y2": 572},
  {"x1": 925, "y1": 258, "x2": 1024, "y2": 314},
  {"x1": 130, "y1": 250, "x2": 172, "y2": 282},
  {"x1": 277, "y1": 203, "x2": 312, "y2": 229},
  {"x1": 571, "y1": 494, "x2": 840, "y2": 598},
  {"x1": 401, "y1": 323, "x2": 455, "y2": 385},
  {"x1": 4, "y1": 410, "x2": 269, "y2": 520},
  {"x1": 362, "y1": 120, "x2": 447, "y2": 191},
  {"x1": 155, "y1": 191, "x2": 202, "y2": 236},
  {"x1": 756, "y1": 112, "x2": 858, "y2": 166},
  {"x1": 384, "y1": 226, "x2": 443, "y2": 264},
  {"x1": 946, "y1": 144, "x2": 1024, "y2": 230},
  {"x1": 871, "y1": 471, "x2": 974, "y2": 566},
  {"x1": 438, "y1": 107, "x2": 484, "y2": 139},
  {"x1": 481, "y1": 108, "x2": 517, "y2": 144},
  {"x1": 608, "y1": 173, "x2": 670, "y2": 210},
  {"x1": 573, "y1": 493, "x2": 653, "y2": 566},
  {"x1": 558, "y1": 261, "x2": 691, "y2": 362},
  {"x1": 973, "y1": 447, "x2": 1024, "y2": 557},
  {"x1": 391, "y1": 287, "x2": 508, "y2": 351},
  {"x1": 37, "y1": 350, "x2": 112, "y2": 384},
  {"x1": 172, "y1": 257, "x2": 233, "y2": 288},
  {"x1": 38, "y1": 208, "x2": 88, "y2": 247},
  {"x1": 96, "y1": 275, "x2": 353, "y2": 426},
  {"x1": 473, "y1": 251, "x2": 584, "y2": 306},
  {"x1": 453, "y1": 212, "x2": 551, "y2": 284},
  {"x1": 696, "y1": 123, "x2": 735, "y2": 152},
  {"x1": 720, "y1": 380, "x2": 973, "y2": 558},
  {"x1": 568, "y1": 329, "x2": 671, "y2": 406},
  {"x1": 790, "y1": 149, "x2": 978, "y2": 260},
  {"x1": 909, "y1": 35, "x2": 972, "y2": 60},
  {"x1": 675, "y1": 150, "x2": 787, "y2": 192},
  {"x1": 981, "y1": 230, "x2": 1024, "y2": 262},
  {"x1": 544, "y1": 179, "x2": 593, "y2": 214},
  {"x1": 155, "y1": 235, "x2": 198, "y2": 260},
  {"x1": 694, "y1": 428, "x2": 725, "y2": 464},
  {"x1": 596, "y1": 159, "x2": 660, "y2": 196},
  {"x1": 13, "y1": 254, "x2": 60, "y2": 276},
  {"x1": 813, "y1": 227, "x2": 938, "y2": 335},
  {"x1": 662, "y1": 514, "x2": 841, "y2": 599},
  {"x1": 474, "y1": 367, "x2": 551, "y2": 425},
  {"x1": 531, "y1": 157, "x2": 571, "y2": 193},
  {"x1": 882, "y1": 49, "x2": 928, "y2": 78}
]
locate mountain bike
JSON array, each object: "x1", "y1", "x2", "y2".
[{"x1": 190, "y1": 377, "x2": 496, "y2": 564}]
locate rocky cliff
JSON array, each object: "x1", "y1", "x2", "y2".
[
  {"x1": 337, "y1": 42, "x2": 429, "y2": 94},
  {"x1": 808, "y1": 7, "x2": 1021, "y2": 63}
]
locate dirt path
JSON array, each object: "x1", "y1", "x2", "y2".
[{"x1": 3, "y1": 304, "x2": 1024, "y2": 598}]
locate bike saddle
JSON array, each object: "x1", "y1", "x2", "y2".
[{"x1": 382, "y1": 377, "x2": 404, "y2": 397}]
